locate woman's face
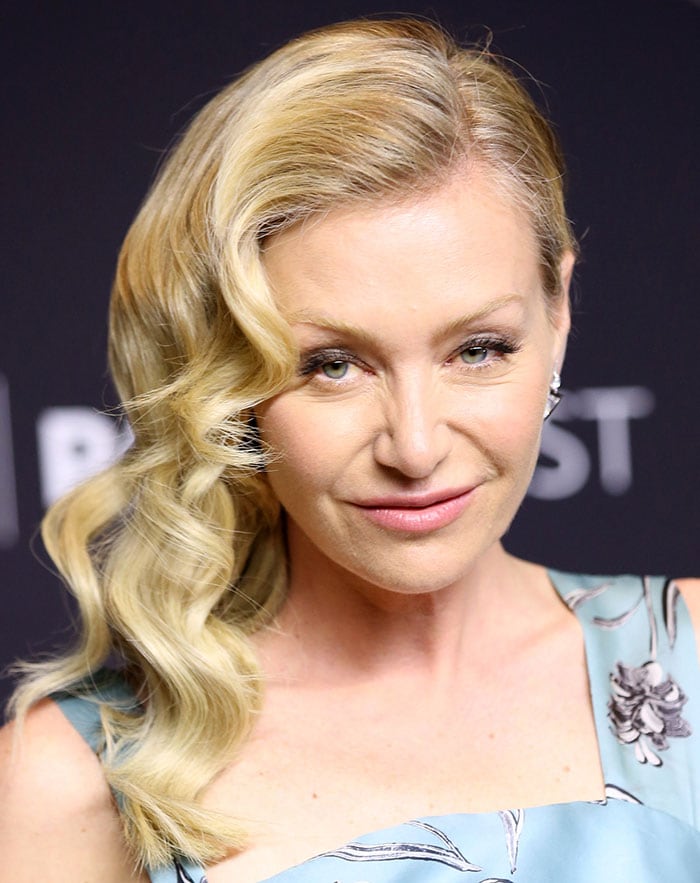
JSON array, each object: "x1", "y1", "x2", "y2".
[{"x1": 257, "y1": 171, "x2": 571, "y2": 597}]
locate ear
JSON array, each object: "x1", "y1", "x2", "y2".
[{"x1": 552, "y1": 250, "x2": 574, "y2": 365}]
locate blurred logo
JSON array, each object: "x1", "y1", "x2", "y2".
[
  {"x1": 0, "y1": 375, "x2": 18, "y2": 548},
  {"x1": 530, "y1": 386, "x2": 655, "y2": 499}
]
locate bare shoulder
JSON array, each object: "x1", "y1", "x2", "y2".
[
  {"x1": 0, "y1": 698, "x2": 147, "y2": 881},
  {"x1": 676, "y1": 577, "x2": 700, "y2": 625},
  {"x1": 674, "y1": 578, "x2": 700, "y2": 665}
]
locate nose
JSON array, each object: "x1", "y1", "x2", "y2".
[{"x1": 373, "y1": 374, "x2": 452, "y2": 479}]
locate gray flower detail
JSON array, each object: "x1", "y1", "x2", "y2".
[
  {"x1": 602, "y1": 783, "x2": 643, "y2": 805},
  {"x1": 320, "y1": 819, "x2": 482, "y2": 871},
  {"x1": 608, "y1": 660, "x2": 692, "y2": 765},
  {"x1": 497, "y1": 809, "x2": 523, "y2": 874},
  {"x1": 174, "y1": 860, "x2": 207, "y2": 883}
]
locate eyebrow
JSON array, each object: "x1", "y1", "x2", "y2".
[{"x1": 287, "y1": 293, "x2": 526, "y2": 344}]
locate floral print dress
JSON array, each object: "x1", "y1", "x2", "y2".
[{"x1": 54, "y1": 572, "x2": 700, "y2": 882}]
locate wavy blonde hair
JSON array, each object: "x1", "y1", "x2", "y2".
[{"x1": 10, "y1": 18, "x2": 576, "y2": 870}]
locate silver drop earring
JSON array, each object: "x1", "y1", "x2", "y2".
[{"x1": 544, "y1": 370, "x2": 562, "y2": 421}]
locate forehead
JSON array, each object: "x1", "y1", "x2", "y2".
[{"x1": 262, "y1": 170, "x2": 541, "y2": 324}]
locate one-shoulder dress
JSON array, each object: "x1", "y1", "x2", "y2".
[{"x1": 53, "y1": 571, "x2": 700, "y2": 881}]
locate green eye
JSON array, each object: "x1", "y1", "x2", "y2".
[
  {"x1": 460, "y1": 346, "x2": 489, "y2": 364},
  {"x1": 321, "y1": 360, "x2": 350, "y2": 379}
]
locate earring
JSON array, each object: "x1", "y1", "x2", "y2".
[{"x1": 544, "y1": 370, "x2": 562, "y2": 421}]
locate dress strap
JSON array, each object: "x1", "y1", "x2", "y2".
[
  {"x1": 52, "y1": 667, "x2": 139, "y2": 753},
  {"x1": 548, "y1": 570, "x2": 700, "y2": 830}
]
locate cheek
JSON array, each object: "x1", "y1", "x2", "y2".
[
  {"x1": 471, "y1": 378, "x2": 547, "y2": 470},
  {"x1": 257, "y1": 398, "x2": 361, "y2": 499}
]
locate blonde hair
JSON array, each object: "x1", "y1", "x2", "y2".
[{"x1": 10, "y1": 18, "x2": 576, "y2": 870}]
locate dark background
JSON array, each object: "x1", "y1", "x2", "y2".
[{"x1": 2, "y1": 0, "x2": 698, "y2": 709}]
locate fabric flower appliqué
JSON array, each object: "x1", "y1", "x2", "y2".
[{"x1": 608, "y1": 660, "x2": 691, "y2": 765}]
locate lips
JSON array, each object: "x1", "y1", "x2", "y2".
[{"x1": 351, "y1": 487, "x2": 475, "y2": 533}]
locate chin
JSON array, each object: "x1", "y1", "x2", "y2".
[{"x1": 325, "y1": 526, "x2": 508, "y2": 598}]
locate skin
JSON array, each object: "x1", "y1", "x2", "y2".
[{"x1": 1, "y1": 169, "x2": 698, "y2": 883}]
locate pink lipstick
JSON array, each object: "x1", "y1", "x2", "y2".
[{"x1": 353, "y1": 487, "x2": 474, "y2": 533}]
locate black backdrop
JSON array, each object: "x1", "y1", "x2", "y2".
[{"x1": 2, "y1": 0, "x2": 698, "y2": 708}]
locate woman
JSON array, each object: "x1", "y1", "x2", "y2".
[{"x1": 1, "y1": 18, "x2": 699, "y2": 883}]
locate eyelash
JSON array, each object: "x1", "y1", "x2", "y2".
[
  {"x1": 298, "y1": 336, "x2": 521, "y2": 383},
  {"x1": 454, "y1": 336, "x2": 521, "y2": 367},
  {"x1": 298, "y1": 348, "x2": 363, "y2": 378}
]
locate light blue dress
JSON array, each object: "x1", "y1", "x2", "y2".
[{"x1": 54, "y1": 572, "x2": 700, "y2": 881}]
